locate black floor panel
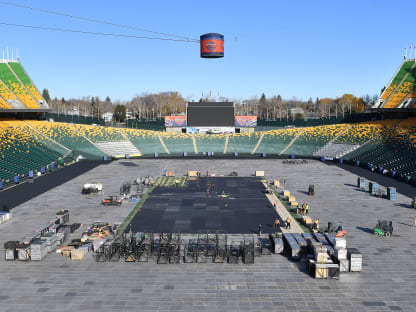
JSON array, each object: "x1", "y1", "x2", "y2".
[{"x1": 129, "y1": 177, "x2": 278, "y2": 234}]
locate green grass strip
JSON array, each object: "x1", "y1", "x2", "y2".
[
  {"x1": 264, "y1": 178, "x2": 310, "y2": 233},
  {"x1": 117, "y1": 183, "x2": 157, "y2": 234}
]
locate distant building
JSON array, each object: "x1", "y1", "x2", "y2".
[
  {"x1": 290, "y1": 108, "x2": 304, "y2": 118},
  {"x1": 102, "y1": 112, "x2": 113, "y2": 122},
  {"x1": 125, "y1": 111, "x2": 133, "y2": 120}
]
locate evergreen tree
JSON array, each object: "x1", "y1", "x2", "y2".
[
  {"x1": 42, "y1": 88, "x2": 51, "y2": 103},
  {"x1": 259, "y1": 93, "x2": 266, "y2": 118},
  {"x1": 90, "y1": 97, "x2": 96, "y2": 116},
  {"x1": 113, "y1": 104, "x2": 126, "y2": 122}
]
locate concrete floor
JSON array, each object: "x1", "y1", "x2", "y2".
[{"x1": 0, "y1": 159, "x2": 415, "y2": 312}]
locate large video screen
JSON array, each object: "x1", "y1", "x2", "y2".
[{"x1": 187, "y1": 102, "x2": 234, "y2": 127}]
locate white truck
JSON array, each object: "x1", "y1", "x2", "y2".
[{"x1": 82, "y1": 183, "x2": 103, "y2": 195}]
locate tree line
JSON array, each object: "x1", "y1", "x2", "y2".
[{"x1": 42, "y1": 88, "x2": 378, "y2": 122}]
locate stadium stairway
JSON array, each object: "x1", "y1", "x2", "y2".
[
  {"x1": 6, "y1": 121, "x2": 69, "y2": 156},
  {"x1": 94, "y1": 141, "x2": 141, "y2": 157},
  {"x1": 251, "y1": 132, "x2": 265, "y2": 154},
  {"x1": 194, "y1": 134, "x2": 227, "y2": 154},
  {"x1": 6, "y1": 63, "x2": 40, "y2": 107},
  {"x1": 0, "y1": 94, "x2": 11, "y2": 109},
  {"x1": 313, "y1": 143, "x2": 360, "y2": 158},
  {"x1": 285, "y1": 124, "x2": 349, "y2": 156},
  {"x1": 70, "y1": 124, "x2": 109, "y2": 156},
  {"x1": 255, "y1": 128, "x2": 301, "y2": 155},
  {"x1": 160, "y1": 132, "x2": 195, "y2": 155},
  {"x1": 8, "y1": 62, "x2": 43, "y2": 105},
  {"x1": 223, "y1": 134, "x2": 229, "y2": 154},
  {"x1": 0, "y1": 63, "x2": 39, "y2": 109},
  {"x1": 382, "y1": 61, "x2": 414, "y2": 98},
  {"x1": 157, "y1": 133, "x2": 170, "y2": 154},
  {"x1": 313, "y1": 124, "x2": 355, "y2": 158},
  {"x1": 26, "y1": 121, "x2": 107, "y2": 160},
  {"x1": 227, "y1": 132, "x2": 262, "y2": 154},
  {"x1": 192, "y1": 133, "x2": 198, "y2": 154},
  {"x1": 0, "y1": 80, "x2": 25, "y2": 109},
  {"x1": 121, "y1": 128, "x2": 166, "y2": 155},
  {"x1": 279, "y1": 128, "x2": 305, "y2": 155},
  {"x1": 343, "y1": 118, "x2": 416, "y2": 180},
  {"x1": 0, "y1": 121, "x2": 69, "y2": 187},
  {"x1": 118, "y1": 128, "x2": 142, "y2": 155},
  {"x1": 383, "y1": 62, "x2": 416, "y2": 108}
]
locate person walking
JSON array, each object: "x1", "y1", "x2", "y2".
[
  {"x1": 286, "y1": 218, "x2": 291, "y2": 230},
  {"x1": 257, "y1": 224, "x2": 262, "y2": 236},
  {"x1": 273, "y1": 219, "x2": 280, "y2": 231}
]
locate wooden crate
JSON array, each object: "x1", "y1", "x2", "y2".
[
  {"x1": 301, "y1": 216, "x2": 312, "y2": 224},
  {"x1": 273, "y1": 180, "x2": 280, "y2": 187},
  {"x1": 165, "y1": 171, "x2": 175, "y2": 177},
  {"x1": 314, "y1": 263, "x2": 328, "y2": 279},
  {"x1": 58, "y1": 246, "x2": 73, "y2": 257},
  {"x1": 283, "y1": 190, "x2": 290, "y2": 197},
  {"x1": 255, "y1": 171, "x2": 264, "y2": 177},
  {"x1": 188, "y1": 171, "x2": 198, "y2": 177},
  {"x1": 71, "y1": 249, "x2": 84, "y2": 261},
  {"x1": 288, "y1": 196, "x2": 296, "y2": 202}
]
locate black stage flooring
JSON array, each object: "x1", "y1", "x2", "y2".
[{"x1": 130, "y1": 177, "x2": 278, "y2": 234}]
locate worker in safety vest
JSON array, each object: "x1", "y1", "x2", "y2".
[
  {"x1": 301, "y1": 203, "x2": 306, "y2": 214},
  {"x1": 286, "y1": 218, "x2": 291, "y2": 229},
  {"x1": 313, "y1": 218, "x2": 320, "y2": 230},
  {"x1": 304, "y1": 203, "x2": 309, "y2": 214}
]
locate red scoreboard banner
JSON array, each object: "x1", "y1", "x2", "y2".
[
  {"x1": 235, "y1": 116, "x2": 257, "y2": 127},
  {"x1": 165, "y1": 116, "x2": 187, "y2": 127}
]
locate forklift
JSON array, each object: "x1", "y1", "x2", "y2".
[
  {"x1": 102, "y1": 196, "x2": 122, "y2": 206},
  {"x1": 325, "y1": 222, "x2": 346, "y2": 237},
  {"x1": 373, "y1": 220, "x2": 393, "y2": 237}
]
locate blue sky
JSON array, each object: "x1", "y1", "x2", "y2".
[{"x1": 0, "y1": 0, "x2": 415, "y2": 101}]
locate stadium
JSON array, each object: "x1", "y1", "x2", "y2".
[{"x1": 0, "y1": 2, "x2": 416, "y2": 312}]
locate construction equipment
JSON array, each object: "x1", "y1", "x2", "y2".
[
  {"x1": 373, "y1": 220, "x2": 393, "y2": 237},
  {"x1": 120, "y1": 182, "x2": 131, "y2": 195},
  {"x1": 308, "y1": 184, "x2": 315, "y2": 196},
  {"x1": 325, "y1": 222, "x2": 346, "y2": 237},
  {"x1": 102, "y1": 196, "x2": 122, "y2": 206}
]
